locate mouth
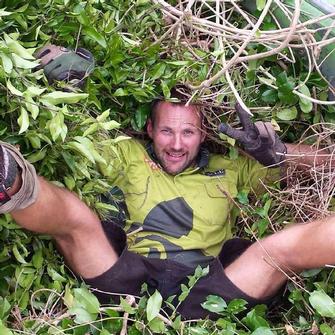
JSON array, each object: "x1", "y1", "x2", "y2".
[{"x1": 165, "y1": 152, "x2": 186, "y2": 162}]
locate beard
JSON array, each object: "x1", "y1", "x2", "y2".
[{"x1": 153, "y1": 147, "x2": 200, "y2": 175}]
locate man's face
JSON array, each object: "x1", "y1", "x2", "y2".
[{"x1": 147, "y1": 101, "x2": 205, "y2": 175}]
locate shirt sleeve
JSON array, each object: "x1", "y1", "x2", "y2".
[
  {"x1": 98, "y1": 138, "x2": 133, "y2": 185},
  {"x1": 235, "y1": 154, "x2": 281, "y2": 195}
]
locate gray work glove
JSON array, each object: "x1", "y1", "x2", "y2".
[
  {"x1": 35, "y1": 44, "x2": 95, "y2": 88},
  {"x1": 218, "y1": 103, "x2": 287, "y2": 167}
]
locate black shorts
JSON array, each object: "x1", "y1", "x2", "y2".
[{"x1": 85, "y1": 221, "x2": 276, "y2": 320}]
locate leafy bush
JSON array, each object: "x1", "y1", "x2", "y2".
[{"x1": 0, "y1": 0, "x2": 334, "y2": 334}]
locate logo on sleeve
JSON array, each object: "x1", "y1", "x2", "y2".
[{"x1": 204, "y1": 169, "x2": 225, "y2": 177}]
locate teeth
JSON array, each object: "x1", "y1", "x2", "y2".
[{"x1": 168, "y1": 153, "x2": 183, "y2": 157}]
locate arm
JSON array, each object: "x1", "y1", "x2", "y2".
[
  {"x1": 218, "y1": 104, "x2": 334, "y2": 170},
  {"x1": 285, "y1": 143, "x2": 334, "y2": 168}
]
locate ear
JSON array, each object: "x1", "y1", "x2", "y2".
[
  {"x1": 147, "y1": 119, "x2": 153, "y2": 139},
  {"x1": 201, "y1": 131, "x2": 206, "y2": 143}
]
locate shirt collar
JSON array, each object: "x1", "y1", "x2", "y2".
[{"x1": 145, "y1": 142, "x2": 209, "y2": 170}]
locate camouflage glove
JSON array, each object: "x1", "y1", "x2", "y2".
[
  {"x1": 35, "y1": 44, "x2": 95, "y2": 87},
  {"x1": 218, "y1": 103, "x2": 287, "y2": 167}
]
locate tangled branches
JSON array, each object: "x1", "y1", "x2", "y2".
[
  {"x1": 269, "y1": 123, "x2": 335, "y2": 223},
  {"x1": 151, "y1": 0, "x2": 335, "y2": 108}
]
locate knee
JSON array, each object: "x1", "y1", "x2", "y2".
[{"x1": 253, "y1": 229, "x2": 303, "y2": 272}]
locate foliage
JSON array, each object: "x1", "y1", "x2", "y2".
[{"x1": 0, "y1": 0, "x2": 334, "y2": 334}]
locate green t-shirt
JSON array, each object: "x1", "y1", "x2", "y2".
[{"x1": 100, "y1": 138, "x2": 279, "y2": 267}]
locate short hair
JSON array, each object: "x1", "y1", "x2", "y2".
[{"x1": 150, "y1": 89, "x2": 204, "y2": 127}]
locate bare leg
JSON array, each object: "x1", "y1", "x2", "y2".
[
  {"x1": 10, "y1": 176, "x2": 118, "y2": 279},
  {"x1": 225, "y1": 215, "x2": 335, "y2": 299}
]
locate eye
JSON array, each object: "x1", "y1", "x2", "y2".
[
  {"x1": 183, "y1": 129, "x2": 194, "y2": 136},
  {"x1": 161, "y1": 129, "x2": 171, "y2": 134}
]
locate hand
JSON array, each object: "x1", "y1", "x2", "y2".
[
  {"x1": 35, "y1": 44, "x2": 95, "y2": 88},
  {"x1": 218, "y1": 103, "x2": 287, "y2": 167}
]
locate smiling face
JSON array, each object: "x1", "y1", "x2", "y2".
[{"x1": 147, "y1": 101, "x2": 205, "y2": 175}]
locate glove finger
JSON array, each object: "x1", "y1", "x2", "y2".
[
  {"x1": 254, "y1": 121, "x2": 275, "y2": 144},
  {"x1": 218, "y1": 123, "x2": 248, "y2": 142},
  {"x1": 235, "y1": 103, "x2": 254, "y2": 131},
  {"x1": 76, "y1": 47, "x2": 94, "y2": 62}
]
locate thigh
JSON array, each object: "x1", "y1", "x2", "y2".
[{"x1": 223, "y1": 237, "x2": 288, "y2": 302}]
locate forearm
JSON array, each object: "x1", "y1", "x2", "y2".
[{"x1": 285, "y1": 143, "x2": 335, "y2": 167}]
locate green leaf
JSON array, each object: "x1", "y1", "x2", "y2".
[
  {"x1": 261, "y1": 89, "x2": 277, "y2": 103},
  {"x1": 151, "y1": 63, "x2": 166, "y2": 81},
  {"x1": 258, "y1": 77, "x2": 275, "y2": 86},
  {"x1": 242, "y1": 309, "x2": 269, "y2": 331},
  {"x1": 69, "y1": 306, "x2": 97, "y2": 324},
  {"x1": 256, "y1": 0, "x2": 266, "y2": 11},
  {"x1": 251, "y1": 327, "x2": 274, "y2": 335},
  {"x1": 1, "y1": 54, "x2": 13, "y2": 73},
  {"x1": 320, "y1": 323, "x2": 334, "y2": 335},
  {"x1": 276, "y1": 107, "x2": 297, "y2": 121},
  {"x1": 120, "y1": 296, "x2": 136, "y2": 314},
  {"x1": 83, "y1": 27, "x2": 107, "y2": 48},
  {"x1": 227, "y1": 299, "x2": 248, "y2": 314},
  {"x1": 237, "y1": 191, "x2": 249, "y2": 205},
  {"x1": 188, "y1": 326, "x2": 209, "y2": 335},
  {"x1": 298, "y1": 84, "x2": 313, "y2": 113},
  {"x1": 201, "y1": 295, "x2": 227, "y2": 313},
  {"x1": 96, "y1": 109, "x2": 110, "y2": 122},
  {"x1": 24, "y1": 95, "x2": 39, "y2": 119},
  {"x1": 41, "y1": 92, "x2": 88, "y2": 105},
  {"x1": 12, "y1": 244, "x2": 27, "y2": 264},
  {"x1": 73, "y1": 287, "x2": 100, "y2": 313},
  {"x1": 0, "y1": 321, "x2": 13, "y2": 335},
  {"x1": 134, "y1": 105, "x2": 150, "y2": 129},
  {"x1": 121, "y1": 35, "x2": 140, "y2": 46},
  {"x1": 101, "y1": 120, "x2": 120, "y2": 131},
  {"x1": 146, "y1": 290, "x2": 163, "y2": 322},
  {"x1": 18, "y1": 106, "x2": 29, "y2": 134},
  {"x1": 82, "y1": 123, "x2": 99, "y2": 137},
  {"x1": 0, "y1": 9, "x2": 12, "y2": 17},
  {"x1": 6, "y1": 80, "x2": 23, "y2": 96},
  {"x1": 67, "y1": 140, "x2": 95, "y2": 163},
  {"x1": 12, "y1": 53, "x2": 39, "y2": 69},
  {"x1": 161, "y1": 80, "x2": 170, "y2": 99},
  {"x1": 64, "y1": 175, "x2": 76, "y2": 190},
  {"x1": 100, "y1": 330, "x2": 112, "y2": 335},
  {"x1": 68, "y1": 287, "x2": 100, "y2": 323},
  {"x1": 148, "y1": 317, "x2": 165, "y2": 333},
  {"x1": 0, "y1": 297, "x2": 11, "y2": 320},
  {"x1": 27, "y1": 149, "x2": 47, "y2": 163},
  {"x1": 309, "y1": 290, "x2": 335, "y2": 317},
  {"x1": 4, "y1": 34, "x2": 35, "y2": 59},
  {"x1": 48, "y1": 111, "x2": 65, "y2": 141},
  {"x1": 26, "y1": 86, "x2": 46, "y2": 97},
  {"x1": 300, "y1": 268, "x2": 322, "y2": 278},
  {"x1": 47, "y1": 267, "x2": 67, "y2": 282},
  {"x1": 113, "y1": 88, "x2": 128, "y2": 96},
  {"x1": 32, "y1": 249, "x2": 43, "y2": 269}
]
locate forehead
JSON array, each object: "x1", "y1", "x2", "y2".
[{"x1": 154, "y1": 101, "x2": 201, "y2": 128}]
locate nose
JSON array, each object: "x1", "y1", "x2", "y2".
[{"x1": 171, "y1": 134, "x2": 183, "y2": 151}]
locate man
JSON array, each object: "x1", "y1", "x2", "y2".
[{"x1": 0, "y1": 97, "x2": 334, "y2": 320}]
